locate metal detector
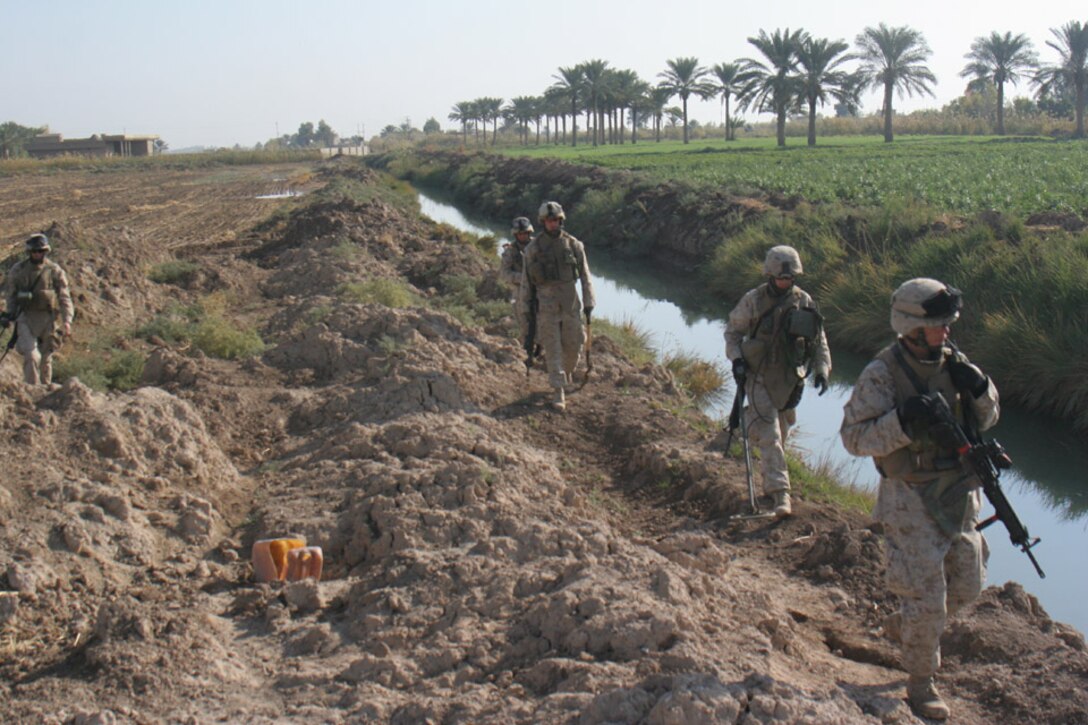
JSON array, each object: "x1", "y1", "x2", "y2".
[{"x1": 725, "y1": 380, "x2": 776, "y2": 521}]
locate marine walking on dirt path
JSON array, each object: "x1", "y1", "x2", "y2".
[
  {"x1": 517, "y1": 201, "x2": 595, "y2": 412},
  {"x1": 724, "y1": 245, "x2": 831, "y2": 518},
  {"x1": 2, "y1": 234, "x2": 74, "y2": 386},
  {"x1": 840, "y1": 278, "x2": 999, "y2": 721},
  {"x1": 500, "y1": 216, "x2": 534, "y2": 345}
]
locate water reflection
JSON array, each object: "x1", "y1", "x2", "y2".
[{"x1": 415, "y1": 186, "x2": 1087, "y2": 633}]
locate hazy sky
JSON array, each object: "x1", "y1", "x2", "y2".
[{"x1": 3, "y1": 0, "x2": 1084, "y2": 149}]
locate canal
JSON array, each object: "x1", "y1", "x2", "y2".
[{"x1": 417, "y1": 188, "x2": 1088, "y2": 635}]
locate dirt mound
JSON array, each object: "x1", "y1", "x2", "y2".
[{"x1": 1, "y1": 162, "x2": 1085, "y2": 723}]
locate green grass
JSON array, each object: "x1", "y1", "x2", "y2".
[
  {"x1": 54, "y1": 348, "x2": 145, "y2": 391},
  {"x1": 0, "y1": 148, "x2": 322, "y2": 178},
  {"x1": 503, "y1": 135, "x2": 1088, "y2": 217},
  {"x1": 136, "y1": 299, "x2": 265, "y2": 359},
  {"x1": 148, "y1": 260, "x2": 200, "y2": 285},
  {"x1": 338, "y1": 279, "x2": 421, "y2": 308},
  {"x1": 595, "y1": 317, "x2": 655, "y2": 366},
  {"x1": 787, "y1": 452, "x2": 875, "y2": 515},
  {"x1": 661, "y1": 350, "x2": 726, "y2": 408}
]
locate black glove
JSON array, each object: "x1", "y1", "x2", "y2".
[
  {"x1": 813, "y1": 373, "x2": 828, "y2": 396},
  {"x1": 732, "y1": 358, "x2": 748, "y2": 384},
  {"x1": 947, "y1": 352, "x2": 988, "y2": 398},
  {"x1": 0, "y1": 313, "x2": 9, "y2": 329},
  {"x1": 897, "y1": 394, "x2": 939, "y2": 430},
  {"x1": 584, "y1": 306, "x2": 593, "y2": 322}
]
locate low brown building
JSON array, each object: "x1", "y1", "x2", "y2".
[{"x1": 27, "y1": 133, "x2": 159, "y2": 159}]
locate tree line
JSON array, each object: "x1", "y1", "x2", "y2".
[{"x1": 447, "y1": 20, "x2": 1088, "y2": 148}]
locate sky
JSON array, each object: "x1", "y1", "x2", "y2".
[{"x1": 2, "y1": 0, "x2": 1085, "y2": 149}]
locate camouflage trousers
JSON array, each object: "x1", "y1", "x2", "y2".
[
  {"x1": 14, "y1": 311, "x2": 62, "y2": 385},
  {"x1": 535, "y1": 282, "x2": 584, "y2": 389},
  {"x1": 745, "y1": 379, "x2": 796, "y2": 495},
  {"x1": 876, "y1": 478, "x2": 987, "y2": 677}
]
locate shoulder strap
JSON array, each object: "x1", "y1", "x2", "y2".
[{"x1": 890, "y1": 343, "x2": 929, "y2": 396}]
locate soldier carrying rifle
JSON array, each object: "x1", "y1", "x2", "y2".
[
  {"x1": 840, "y1": 278, "x2": 999, "y2": 721},
  {"x1": 2, "y1": 234, "x2": 74, "y2": 385}
]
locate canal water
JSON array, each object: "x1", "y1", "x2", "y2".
[{"x1": 417, "y1": 189, "x2": 1087, "y2": 634}]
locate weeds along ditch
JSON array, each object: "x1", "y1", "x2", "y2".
[{"x1": 369, "y1": 145, "x2": 1088, "y2": 434}]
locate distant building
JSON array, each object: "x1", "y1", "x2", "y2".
[
  {"x1": 26, "y1": 133, "x2": 160, "y2": 159},
  {"x1": 320, "y1": 144, "x2": 368, "y2": 159}
]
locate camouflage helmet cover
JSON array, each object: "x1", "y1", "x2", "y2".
[
  {"x1": 511, "y1": 216, "x2": 534, "y2": 234},
  {"x1": 25, "y1": 233, "x2": 50, "y2": 252},
  {"x1": 763, "y1": 245, "x2": 803, "y2": 277},
  {"x1": 537, "y1": 201, "x2": 565, "y2": 223},
  {"x1": 890, "y1": 278, "x2": 962, "y2": 336}
]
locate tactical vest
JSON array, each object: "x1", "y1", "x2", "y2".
[
  {"x1": 527, "y1": 233, "x2": 579, "y2": 286},
  {"x1": 873, "y1": 342, "x2": 964, "y2": 482},
  {"x1": 11, "y1": 260, "x2": 61, "y2": 313},
  {"x1": 740, "y1": 285, "x2": 816, "y2": 409},
  {"x1": 508, "y1": 245, "x2": 525, "y2": 274}
]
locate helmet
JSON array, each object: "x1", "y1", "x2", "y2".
[
  {"x1": 763, "y1": 245, "x2": 803, "y2": 277},
  {"x1": 890, "y1": 278, "x2": 962, "y2": 336},
  {"x1": 537, "y1": 201, "x2": 565, "y2": 224},
  {"x1": 511, "y1": 217, "x2": 534, "y2": 235},
  {"x1": 25, "y1": 233, "x2": 50, "y2": 252}
]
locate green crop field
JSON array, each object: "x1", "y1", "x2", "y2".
[{"x1": 502, "y1": 136, "x2": 1088, "y2": 217}]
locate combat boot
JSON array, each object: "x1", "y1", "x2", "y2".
[
  {"x1": 551, "y1": 387, "x2": 566, "y2": 411},
  {"x1": 773, "y1": 491, "x2": 792, "y2": 518},
  {"x1": 907, "y1": 675, "x2": 950, "y2": 721}
]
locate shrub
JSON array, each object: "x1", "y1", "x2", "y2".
[
  {"x1": 192, "y1": 317, "x2": 265, "y2": 359},
  {"x1": 595, "y1": 317, "x2": 655, "y2": 366},
  {"x1": 148, "y1": 260, "x2": 200, "y2": 285},
  {"x1": 338, "y1": 279, "x2": 420, "y2": 307},
  {"x1": 54, "y1": 349, "x2": 145, "y2": 391},
  {"x1": 662, "y1": 350, "x2": 726, "y2": 408}
]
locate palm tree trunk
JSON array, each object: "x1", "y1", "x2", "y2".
[
  {"x1": 571, "y1": 99, "x2": 578, "y2": 147},
  {"x1": 632, "y1": 107, "x2": 638, "y2": 145},
  {"x1": 776, "y1": 107, "x2": 786, "y2": 148},
  {"x1": 996, "y1": 82, "x2": 1006, "y2": 135},
  {"x1": 883, "y1": 82, "x2": 894, "y2": 143},
  {"x1": 726, "y1": 96, "x2": 733, "y2": 141},
  {"x1": 491, "y1": 118, "x2": 497, "y2": 146},
  {"x1": 722, "y1": 100, "x2": 728, "y2": 141},
  {"x1": 808, "y1": 98, "x2": 817, "y2": 146},
  {"x1": 682, "y1": 95, "x2": 690, "y2": 144},
  {"x1": 1077, "y1": 80, "x2": 1086, "y2": 139}
]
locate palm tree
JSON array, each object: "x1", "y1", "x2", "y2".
[
  {"x1": 855, "y1": 23, "x2": 937, "y2": 143},
  {"x1": 796, "y1": 36, "x2": 855, "y2": 146},
  {"x1": 505, "y1": 96, "x2": 537, "y2": 145},
  {"x1": 649, "y1": 86, "x2": 672, "y2": 142},
  {"x1": 737, "y1": 28, "x2": 808, "y2": 148},
  {"x1": 658, "y1": 57, "x2": 716, "y2": 144},
  {"x1": 961, "y1": 32, "x2": 1038, "y2": 135},
  {"x1": 710, "y1": 62, "x2": 742, "y2": 141},
  {"x1": 552, "y1": 65, "x2": 583, "y2": 146},
  {"x1": 448, "y1": 101, "x2": 473, "y2": 145},
  {"x1": 478, "y1": 97, "x2": 503, "y2": 145},
  {"x1": 579, "y1": 59, "x2": 611, "y2": 146},
  {"x1": 543, "y1": 86, "x2": 568, "y2": 144},
  {"x1": 1035, "y1": 21, "x2": 1088, "y2": 138}
]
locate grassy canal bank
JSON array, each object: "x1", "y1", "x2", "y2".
[{"x1": 367, "y1": 145, "x2": 1088, "y2": 434}]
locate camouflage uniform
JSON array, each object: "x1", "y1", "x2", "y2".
[
  {"x1": 840, "y1": 278, "x2": 998, "y2": 719},
  {"x1": 4, "y1": 256, "x2": 74, "y2": 385},
  {"x1": 724, "y1": 283, "x2": 830, "y2": 497},
  {"x1": 517, "y1": 229, "x2": 595, "y2": 392},
  {"x1": 842, "y1": 342, "x2": 998, "y2": 679},
  {"x1": 500, "y1": 241, "x2": 529, "y2": 342}
]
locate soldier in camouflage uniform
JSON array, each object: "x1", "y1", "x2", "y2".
[
  {"x1": 840, "y1": 278, "x2": 999, "y2": 721},
  {"x1": 500, "y1": 217, "x2": 534, "y2": 344},
  {"x1": 725, "y1": 245, "x2": 830, "y2": 517},
  {"x1": 2, "y1": 234, "x2": 74, "y2": 385},
  {"x1": 517, "y1": 201, "x2": 595, "y2": 411}
]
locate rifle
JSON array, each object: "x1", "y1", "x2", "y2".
[
  {"x1": 524, "y1": 286, "x2": 538, "y2": 378},
  {"x1": 725, "y1": 376, "x2": 775, "y2": 520},
  {"x1": 928, "y1": 392, "x2": 1046, "y2": 578},
  {"x1": 579, "y1": 308, "x2": 593, "y2": 389},
  {"x1": 0, "y1": 312, "x2": 17, "y2": 366}
]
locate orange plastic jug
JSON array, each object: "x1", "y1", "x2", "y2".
[
  {"x1": 285, "y1": 546, "x2": 324, "y2": 581},
  {"x1": 252, "y1": 537, "x2": 306, "y2": 583}
]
